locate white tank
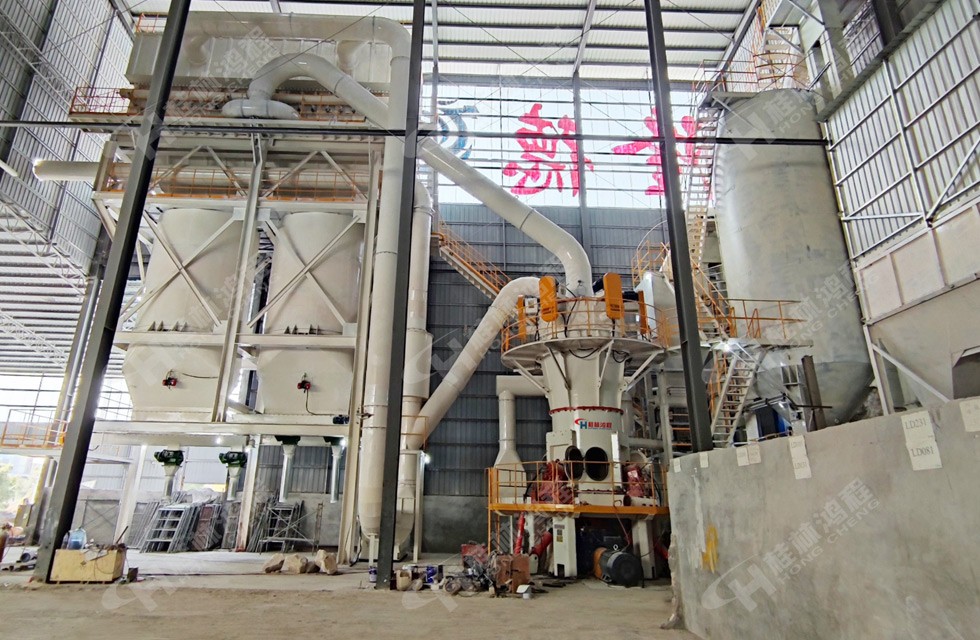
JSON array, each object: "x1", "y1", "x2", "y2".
[
  {"x1": 123, "y1": 208, "x2": 253, "y2": 419},
  {"x1": 256, "y1": 211, "x2": 363, "y2": 416},
  {"x1": 715, "y1": 90, "x2": 871, "y2": 424}
]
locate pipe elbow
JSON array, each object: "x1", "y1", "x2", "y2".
[{"x1": 370, "y1": 16, "x2": 411, "y2": 58}]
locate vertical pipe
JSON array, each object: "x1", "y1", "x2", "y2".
[
  {"x1": 376, "y1": 0, "x2": 426, "y2": 590},
  {"x1": 412, "y1": 451, "x2": 424, "y2": 562},
  {"x1": 279, "y1": 444, "x2": 296, "y2": 502},
  {"x1": 429, "y1": 0, "x2": 441, "y2": 213},
  {"x1": 235, "y1": 440, "x2": 260, "y2": 550},
  {"x1": 338, "y1": 151, "x2": 380, "y2": 564},
  {"x1": 33, "y1": 0, "x2": 191, "y2": 582},
  {"x1": 642, "y1": 0, "x2": 712, "y2": 452},
  {"x1": 226, "y1": 466, "x2": 242, "y2": 501},
  {"x1": 330, "y1": 445, "x2": 343, "y2": 504}
]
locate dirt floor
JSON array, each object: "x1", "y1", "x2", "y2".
[{"x1": 0, "y1": 551, "x2": 697, "y2": 640}]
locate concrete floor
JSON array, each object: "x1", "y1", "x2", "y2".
[{"x1": 0, "y1": 550, "x2": 696, "y2": 639}]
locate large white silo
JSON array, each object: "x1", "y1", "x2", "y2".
[
  {"x1": 715, "y1": 89, "x2": 872, "y2": 424},
  {"x1": 255, "y1": 211, "x2": 363, "y2": 417},
  {"x1": 122, "y1": 208, "x2": 255, "y2": 420}
]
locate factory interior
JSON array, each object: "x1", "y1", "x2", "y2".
[{"x1": 0, "y1": 0, "x2": 977, "y2": 637}]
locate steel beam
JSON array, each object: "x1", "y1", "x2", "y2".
[
  {"x1": 376, "y1": 0, "x2": 426, "y2": 590},
  {"x1": 642, "y1": 0, "x2": 712, "y2": 453},
  {"x1": 33, "y1": 0, "x2": 191, "y2": 582},
  {"x1": 572, "y1": 0, "x2": 599, "y2": 75}
]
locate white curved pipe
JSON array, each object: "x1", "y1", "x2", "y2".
[
  {"x1": 222, "y1": 53, "x2": 593, "y2": 296},
  {"x1": 336, "y1": 41, "x2": 366, "y2": 74},
  {"x1": 32, "y1": 160, "x2": 99, "y2": 182},
  {"x1": 410, "y1": 277, "x2": 540, "y2": 445},
  {"x1": 390, "y1": 277, "x2": 539, "y2": 546}
]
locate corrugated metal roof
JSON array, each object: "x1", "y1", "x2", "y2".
[{"x1": 121, "y1": 0, "x2": 751, "y2": 81}]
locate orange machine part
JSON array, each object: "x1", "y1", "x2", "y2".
[
  {"x1": 540, "y1": 276, "x2": 559, "y2": 322},
  {"x1": 637, "y1": 290, "x2": 649, "y2": 335},
  {"x1": 603, "y1": 272, "x2": 624, "y2": 320},
  {"x1": 517, "y1": 296, "x2": 527, "y2": 342}
]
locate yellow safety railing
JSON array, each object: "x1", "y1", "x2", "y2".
[
  {"x1": 631, "y1": 240, "x2": 670, "y2": 287},
  {"x1": 501, "y1": 296, "x2": 672, "y2": 353},
  {"x1": 488, "y1": 460, "x2": 669, "y2": 516},
  {"x1": 433, "y1": 223, "x2": 510, "y2": 295},
  {"x1": 0, "y1": 413, "x2": 66, "y2": 450}
]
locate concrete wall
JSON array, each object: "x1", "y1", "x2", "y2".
[{"x1": 668, "y1": 397, "x2": 980, "y2": 640}]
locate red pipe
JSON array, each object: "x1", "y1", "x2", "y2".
[
  {"x1": 514, "y1": 512, "x2": 525, "y2": 554},
  {"x1": 530, "y1": 530, "x2": 553, "y2": 557}
]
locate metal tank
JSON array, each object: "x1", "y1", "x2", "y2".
[
  {"x1": 255, "y1": 211, "x2": 363, "y2": 416},
  {"x1": 715, "y1": 89, "x2": 871, "y2": 424},
  {"x1": 122, "y1": 208, "x2": 254, "y2": 419}
]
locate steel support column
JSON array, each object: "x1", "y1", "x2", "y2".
[
  {"x1": 870, "y1": 0, "x2": 902, "y2": 47},
  {"x1": 33, "y1": 0, "x2": 191, "y2": 582},
  {"x1": 642, "y1": 0, "x2": 712, "y2": 452},
  {"x1": 572, "y1": 73, "x2": 595, "y2": 266},
  {"x1": 376, "y1": 0, "x2": 426, "y2": 590},
  {"x1": 212, "y1": 137, "x2": 264, "y2": 421}
]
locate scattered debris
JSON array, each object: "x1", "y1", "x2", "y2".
[
  {"x1": 262, "y1": 553, "x2": 286, "y2": 573},
  {"x1": 314, "y1": 550, "x2": 338, "y2": 575},
  {"x1": 281, "y1": 553, "x2": 311, "y2": 574}
]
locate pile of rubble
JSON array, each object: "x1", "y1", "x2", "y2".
[{"x1": 262, "y1": 550, "x2": 339, "y2": 575}]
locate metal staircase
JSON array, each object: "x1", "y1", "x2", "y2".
[
  {"x1": 433, "y1": 223, "x2": 510, "y2": 299},
  {"x1": 709, "y1": 343, "x2": 767, "y2": 447},
  {"x1": 684, "y1": 104, "x2": 723, "y2": 267}
]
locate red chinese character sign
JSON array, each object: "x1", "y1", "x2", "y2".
[
  {"x1": 503, "y1": 103, "x2": 592, "y2": 196},
  {"x1": 612, "y1": 108, "x2": 700, "y2": 196}
]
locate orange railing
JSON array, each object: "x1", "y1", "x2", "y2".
[
  {"x1": 632, "y1": 242, "x2": 802, "y2": 343},
  {"x1": 70, "y1": 86, "x2": 136, "y2": 116},
  {"x1": 501, "y1": 295, "x2": 672, "y2": 353},
  {"x1": 134, "y1": 14, "x2": 167, "y2": 34},
  {"x1": 488, "y1": 460, "x2": 668, "y2": 515},
  {"x1": 631, "y1": 240, "x2": 670, "y2": 287},
  {"x1": 434, "y1": 223, "x2": 510, "y2": 295},
  {"x1": 70, "y1": 85, "x2": 375, "y2": 124},
  {"x1": 0, "y1": 411, "x2": 66, "y2": 450}
]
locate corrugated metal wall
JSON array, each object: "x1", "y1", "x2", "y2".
[
  {"x1": 0, "y1": 0, "x2": 130, "y2": 270},
  {"x1": 254, "y1": 444, "x2": 341, "y2": 496},
  {"x1": 426, "y1": 203, "x2": 666, "y2": 496},
  {"x1": 825, "y1": 1, "x2": 980, "y2": 259}
]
